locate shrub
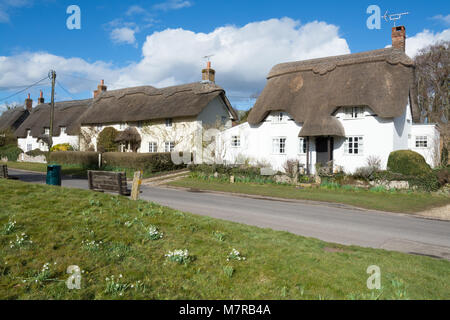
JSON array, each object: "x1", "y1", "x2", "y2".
[
  {"x1": 366, "y1": 155, "x2": 382, "y2": 172},
  {"x1": 435, "y1": 167, "x2": 450, "y2": 186},
  {"x1": 102, "y1": 152, "x2": 185, "y2": 173},
  {"x1": 25, "y1": 149, "x2": 47, "y2": 158},
  {"x1": 353, "y1": 166, "x2": 376, "y2": 181},
  {"x1": 51, "y1": 143, "x2": 73, "y2": 152},
  {"x1": 0, "y1": 129, "x2": 17, "y2": 147},
  {"x1": 282, "y1": 159, "x2": 299, "y2": 178},
  {"x1": 387, "y1": 150, "x2": 432, "y2": 176},
  {"x1": 97, "y1": 127, "x2": 119, "y2": 153},
  {"x1": 48, "y1": 151, "x2": 99, "y2": 168},
  {"x1": 0, "y1": 145, "x2": 23, "y2": 161}
]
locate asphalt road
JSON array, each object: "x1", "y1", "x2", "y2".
[{"x1": 6, "y1": 169, "x2": 450, "y2": 260}]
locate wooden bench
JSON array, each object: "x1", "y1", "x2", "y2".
[
  {"x1": 87, "y1": 171, "x2": 131, "y2": 196},
  {"x1": 0, "y1": 165, "x2": 7, "y2": 179}
]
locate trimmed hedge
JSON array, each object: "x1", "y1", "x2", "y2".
[
  {"x1": 102, "y1": 152, "x2": 186, "y2": 173},
  {"x1": 0, "y1": 145, "x2": 23, "y2": 161},
  {"x1": 51, "y1": 143, "x2": 74, "y2": 152},
  {"x1": 48, "y1": 151, "x2": 99, "y2": 168},
  {"x1": 387, "y1": 150, "x2": 432, "y2": 176},
  {"x1": 97, "y1": 127, "x2": 119, "y2": 153}
]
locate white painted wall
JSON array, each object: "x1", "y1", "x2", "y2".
[
  {"x1": 197, "y1": 96, "x2": 233, "y2": 129},
  {"x1": 411, "y1": 124, "x2": 441, "y2": 167},
  {"x1": 217, "y1": 105, "x2": 440, "y2": 174},
  {"x1": 18, "y1": 129, "x2": 79, "y2": 152}
]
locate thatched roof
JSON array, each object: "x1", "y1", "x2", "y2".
[
  {"x1": 79, "y1": 82, "x2": 238, "y2": 125},
  {"x1": 0, "y1": 106, "x2": 29, "y2": 132},
  {"x1": 248, "y1": 48, "x2": 419, "y2": 137},
  {"x1": 115, "y1": 127, "x2": 141, "y2": 143},
  {"x1": 15, "y1": 99, "x2": 92, "y2": 138}
]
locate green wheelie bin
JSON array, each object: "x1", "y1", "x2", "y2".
[{"x1": 46, "y1": 165, "x2": 61, "y2": 186}]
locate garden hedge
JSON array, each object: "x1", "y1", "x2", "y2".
[
  {"x1": 387, "y1": 150, "x2": 432, "y2": 176},
  {"x1": 102, "y1": 152, "x2": 186, "y2": 172},
  {"x1": 0, "y1": 145, "x2": 23, "y2": 161},
  {"x1": 48, "y1": 151, "x2": 99, "y2": 168},
  {"x1": 97, "y1": 127, "x2": 119, "y2": 153}
]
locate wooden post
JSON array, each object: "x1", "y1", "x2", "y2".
[{"x1": 131, "y1": 171, "x2": 143, "y2": 200}]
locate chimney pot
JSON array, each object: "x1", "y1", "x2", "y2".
[
  {"x1": 38, "y1": 90, "x2": 45, "y2": 104},
  {"x1": 94, "y1": 80, "x2": 107, "y2": 98}
]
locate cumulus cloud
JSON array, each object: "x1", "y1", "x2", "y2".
[
  {"x1": 0, "y1": 18, "x2": 350, "y2": 105},
  {"x1": 153, "y1": 0, "x2": 193, "y2": 11},
  {"x1": 432, "y1": 14, "x2": 450, "y2": 26},
  {"x1": 0, "y1": 0, "x2": 32, "y2": 23},
  {"x1": 405, "y1": 28, "x2": 450, "y2": 57},
  {"x1": 110, "y1": 27, "x2": 139, "y2": 46}
]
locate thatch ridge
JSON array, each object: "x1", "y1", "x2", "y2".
[{"x1": 79, "y1": 82, "x2": 237, "y2": 125}]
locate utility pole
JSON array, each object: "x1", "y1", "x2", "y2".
[{"x1": 48, "y1": 70, "x2": 56, "y2": 151}]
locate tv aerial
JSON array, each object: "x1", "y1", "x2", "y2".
[
  {"x1": 382, "y1": 11, "x2": 409, "y2": 27},
  {"x1": 203, "y1": 54, "x2": 214, "y2": 62}
]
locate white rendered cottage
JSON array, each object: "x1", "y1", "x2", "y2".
[
  {"x1": 79, "y1": 63, "x2": 238, "y2": 161},
  {"x1": 16, "y1": 98, "x2": 91, "y2": 153},
  {"x1": 217, "y1": 27, "x2": 440, "y2": 174}
]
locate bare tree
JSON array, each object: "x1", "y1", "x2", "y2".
[{"x1": 414, "y1": 41, "x2": 450, "y2": 147}]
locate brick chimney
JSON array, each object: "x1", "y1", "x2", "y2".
[
  {"x1": 38, "y1": 90, "x2": 45, "y2": 104},
  {"x1": 93, "y1": 80, "x2": 107, "y2": 98},
  {"x1": 202, "y1": 61, "x2": 215, "y2": 83},
  {"x1": 25, "y1": 93, "x2": 33, "y2": 112},
  {"x1": 392, "y1": 26, "x2": 406, "y2": 52}
]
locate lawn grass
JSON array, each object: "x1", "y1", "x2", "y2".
[
  {"x1": 3, "y1": 161, "x2": 162, "y2": 179},
  {"x1": 0, "y1": 179, "x2": 449, "y2": 300},
  {"x1": 168, "y1": 177, "x2": 450, "y2": 213}
]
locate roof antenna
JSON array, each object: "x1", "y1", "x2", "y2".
[
  {"x1": 382, "y1": 10, "x2": 409, "y2": 27},
  {"x1": 203, "y1": 54, "x2": 214, "y2": 62}
]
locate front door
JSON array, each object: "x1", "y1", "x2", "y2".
[{"x1": 316, "y1": 137, "x2": 333, "y2": 165}]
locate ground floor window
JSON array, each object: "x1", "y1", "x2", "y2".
[
  {"x1": 149, "y1": 142, "x2": 158, "y2": 153},
  {"x1": 415, "y1": 136, "x2": 428, "y2": 148},
  {"x1": 165, "y1": 141, "x2": 175, "y2": 153},
  {"x1": 272, "y1": 137, "x2": 286, "y2": 154},
  {"x1": 231, "y1": 135, "x2": 240, "y2": 147},
  {"x1": 344, "y1": 136, "x2": 363, "y2": 155},
  {"x1": 27, "y1": 144, "x2": 32, "y2": 152},
  {"x1": 299, "y1": 138, "x2": 307, "y2": 154}
]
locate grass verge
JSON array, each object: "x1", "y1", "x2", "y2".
[
  {"x1": 0, "y1": 179, "x2": 449, "y2": 299},
  {"x1": 168, "y1": 177, "x2": 450, "y2": 213}
]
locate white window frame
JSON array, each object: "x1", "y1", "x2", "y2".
[
  {"x1": 165, "y1": 118, "x2": 173, "y2": 128},
  {"x1": 231, "y1": 135, "x2": 241, "y2": 148},
  {"x1": 344, "y1": 136, "x2": 364, "y2": 155},
  {"x1": 344, "y1": 107, "x2": 365, "y2": 119},
  {"x1": 60, "y1": 127, "x2": 66, "y2": 135},
  {"x1": 27, "y1": 130, "x2": 31, "y2": 136},
  {"x1": 164, "y1": 141, "x2": 175, "y2": 153},
  {"x1": 27, "y1": 144, "x2": 32, "y2": 152},
  {"x1": 272, "y1": 112, "x2": 285, "y2": 124},
  {"x1": 149, "y1": 142, "x2": 158, "y2": 153},
  {"x1": 298, "y1": 138, "x2": 307, "y2": 154},
  {"x1": 272, "y1": 137, "x2": 287, "y2": 155},
  {"x1": 415, "y1": 136, "x2": 428, "y2": 148},
  {"x1": 44, "y1": 127, "x2": 50, "y2": 135}
]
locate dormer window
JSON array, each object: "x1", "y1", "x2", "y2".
[
  {"x1": 344, "y1": 107, "x2": 364, "y2": 119},
  {"x1": 27, "y1": 130, "x2": 31, "y2": 136},
  {"x1": 165, "y1": 118, "x2": 173, "y2": 127},
  {"x1": 273, "y1": 112, "x2": 285, "y2": 124},
  {"x1": 44, "y1": 128, "x2": 50, "y2": 135},
  {"x1": 60, "y1": 127, "x2": 66, "y2": 134}
]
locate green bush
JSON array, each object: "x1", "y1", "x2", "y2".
[
  {"x1": 441, "y1": 146, "x2": 448, "y2": 167},
  {"x1": 0, "y1": 129, "x2": 17, "y2": 147},
  {"x1": 387, "y1": 150, "x2": 432, "y2": 176},
  {"x1": 435, "y1": 167, "x2": 450, "y2": 186},
  {"x1": 102, "y1": 152, "x2": 186, "y2": 173},
  {"x1": 48, "y1": 151, "x2": 99, "y2": 169},
  {"x1": 97, "y1": 127, "x2": 119, "y2": 153},
  {"x1": 0, "y1": 145, "x2": 23, "y2": 161}
]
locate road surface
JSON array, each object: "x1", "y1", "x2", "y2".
[{"x1": 6, "y1": 169, "x2": 450, "y2": 260}]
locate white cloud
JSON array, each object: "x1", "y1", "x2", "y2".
[
  {"x1": 126, "y1": 5, "x2": 147, "y2": 16},
  {"x1": 110, "y1": 27, "x2": 138, "y2": 46},
  {"x1": 406, "y1": 29, "x2": 450, "y2": 57},
  {"x1": 0, "y1": 18, "x2": 350, "y2": 105},
  {"x1": 432, "y1": 14, "x2": 450, "y2": 26},
  {"x1": 0, "y1": 0, "x2": 32, "y2": 23},
  {"x1": 153, "y1": 0, "x2": 192, "y2": 11}
]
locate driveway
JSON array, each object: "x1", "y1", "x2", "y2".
[{"x1": 7, "y1": 168, "x2": 450, "y2": 260}]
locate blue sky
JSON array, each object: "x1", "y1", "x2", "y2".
[{"x1": 0, "y1": 0, "x2": 449, "y2": 111}]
